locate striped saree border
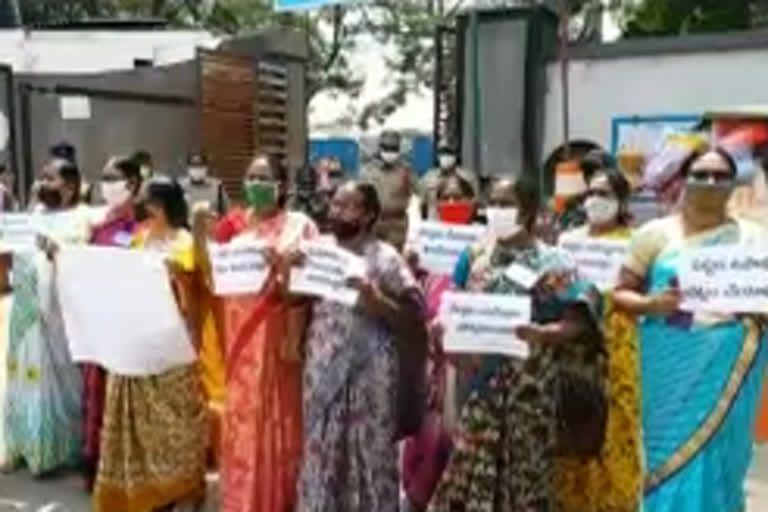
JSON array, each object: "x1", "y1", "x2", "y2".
[{"x1": 645, "y1": 319, "x2": 761, "y2": 493}]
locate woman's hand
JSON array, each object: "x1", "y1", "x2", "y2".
[
  {"x1": 516, "y1": 320, "x2": 579, "y2": 345},
  {"x1": 648, "y1": 287, "x2": 682, "y2": 316},
  {"x1": 347, "y1": 275, "x2": 385, "y2": 317}
]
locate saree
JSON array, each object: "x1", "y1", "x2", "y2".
[
  {"x1": 297, "y1": 238, "x2": 421, "y2": 512},
  {"x1": 216, "y1": 209, "x2": 316, "y2": 512},
  {"x1": 429, "y1": 241, "x2": 603, "y2": 512},
  {"x1": 0, "y1": 294, "x2": 11, "y2": 467},
  {"x1": 93, "y1": 229, "x2": 208, "y2": 512},
  {"x1": 4, "y1": 206, "x2": 92, "y2": 475},
  {"x1": 82, "y1": 207, "x2": 136, "y2": 489},
  {"x1": 555, "y1": 226, "x2": 643, "y2": 512},
  {"x1": 626, "y1": 216, "x2": 768, "y2": 512}
]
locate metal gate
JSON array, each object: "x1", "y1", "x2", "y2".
[{"x1": 199, "y1": 50, "x2": 290, "y2": 200}]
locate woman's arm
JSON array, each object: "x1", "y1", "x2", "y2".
[{"x1": 613, "y1": 267, "x2": 681, "y2": 316}]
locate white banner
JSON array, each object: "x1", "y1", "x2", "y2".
[
  {"x1": 439, "y1": 291, "x2": 531, "y2": 359},
  {"x1": 209, "y1": 240, "x2": 270, "y2": 296},
  {"x1": 57, "y1": 246, "x2": 196, "y2": 376},
  {"x1": 409, "y1": 220, "x2": 486, "y2": 275},
  {"x1": 679, "y1": 244, "x2": 768, "y2": 313},
  {"x1": 0, "y1": 213, "x2": 40, "y2": 252},
  {"x1": 289, "y1": 241, "x2": 366, "y2": 306},
  {"x1": 558, "y1": 236, "x2": 629, "y2": 290}
]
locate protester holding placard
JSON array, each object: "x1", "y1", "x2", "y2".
[
  {"x1": 81, "y1": 155, "x2": 142, "y2": 490},
  {"x1": 92, "y1": 177, "x2": 207, "y2": 512},
  {"x1": 296, "y1": 181, "x2": 424, "y2": 512},
  {"x1": 3, "y1": 157, "x2": 92, "y2": 476},
  {"x1": 556, "y1": 153, "x2": 643, "y2": 512},
  {"x1": 430, "y1": 177, "x2": 605, "y2": 512},
  {"x1": 200, "y1": 154, "x2": 317, "y2": 512},
  {"x1": 402, "y1": 174, "x2": 477, "y2": 512},
  {"x1": 614, "y1": 147, "x2": 768, "y2": 512}
]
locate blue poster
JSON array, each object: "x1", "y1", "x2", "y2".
[{"x1": 275, "y1": 0, "x2": 363, "y2": 11}]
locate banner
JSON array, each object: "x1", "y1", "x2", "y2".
[
  {"x1": 409, "y1": 220, "x2": 486, "y2": 275},
  {"x1": 209, "y1": 240, "x2": 270, "y2": 296},
  {"x1": 0, "y1": 213, "x2": 40, "y2": 252},
  {"x1": 558, "y1": 236, "x2": 629, "y2": 290},
  {"x1": 58, "y1": 247, "x2": 196, "y2": 376},
  {"x1": 439, "y1": 291, "x2": 531, "y2": 359},
  {"x1": 679, "y1": 244, "x2": 768, "y2": 313},
  {"x1": 275, "y1": 0, "x2": 365, "y2": 11},
  {"x1": 289, "y1": 240, "x2": 366, "y2": 306}
]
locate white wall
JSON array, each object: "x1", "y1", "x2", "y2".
[
  {"x1": 542, "y1": 47, "x2": 768, "y2": 161},
  {"x1": 0, "y1": 29, "x2": 218, "y2": 73}
]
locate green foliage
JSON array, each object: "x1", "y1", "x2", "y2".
[{"x1": 619, "y1": 0, "x2": 754, "y2": 37}]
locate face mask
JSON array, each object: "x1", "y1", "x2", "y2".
[
  {"x1": 329, "y1": 217, "x2": 362, "y2": 241},
  {"x1": 243, "y1": 181, "x2": 277, "y2": 211},
  {"x1": 188, "y1": 166, "x2": 207, "y2": 182},
  {"x1": 38, "y1": 187, "x2": 62, "y2": 209},
  {"x1": 439, "y1": 155, "x2": 456, "y2": 170},
  {"x1": 486, "y1": 207, "x2": 520, "y2": 239},
  {"x1": 584, "y1": 196, "x2": 619, "y2": 226},
  {"x1": 684, "y1": 181, "x2": 733, "y2": 211},
  {"x1": 381, "y1": 151, "x2": 399, "y2": 164},
  {"x1": 101, "y1": 180, "x2": 132, "y2": 208}
]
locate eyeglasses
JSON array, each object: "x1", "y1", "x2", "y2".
[{"x1": 687, "y1": 169, "x2": 734, "y2": 185}]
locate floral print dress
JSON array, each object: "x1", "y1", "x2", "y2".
[{"x1": 429, "y1": 240, "x2": 602, "y2": 512}]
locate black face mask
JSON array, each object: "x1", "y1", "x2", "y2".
[
  {"x1": 38, "y1": 187, "x2": 62, "y2": 209},
  {"x1": 329, "y1": 217, "x2": 362, "y2": 241}
]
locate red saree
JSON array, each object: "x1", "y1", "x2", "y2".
[{"x1": 215, "y1": 209, "x2": 316, "y2": 512}]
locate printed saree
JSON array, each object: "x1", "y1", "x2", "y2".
[
  {"x1": 625, "y1": 216, "x2": 768, "y2": 512},
  {"x1": 4, "y1": 206, "x2": 92, "y2": 475},
  {"x1": 555, "y1": 226, "x2": 643, "y2": 512},
  {"x1": 93, "y1": 229, "x2": 208, "y2": 512},
  {"x1": 429, "y1": 240, "x2": 603, "y2": 512},
  {"x1": 215, "y1": 209, "x2": 317, "y2": 512}
]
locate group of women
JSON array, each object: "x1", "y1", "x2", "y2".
[{"x1": 0, "y1": 142, "x2": 764, "y2": 512}]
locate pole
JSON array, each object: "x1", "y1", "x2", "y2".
[{"x1": 559, "y1": 0, "x2": 571, "y2": 159}]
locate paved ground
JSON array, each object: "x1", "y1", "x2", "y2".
[{"x1": 1, "y1": 447, "x2": 768, "y2": 511}]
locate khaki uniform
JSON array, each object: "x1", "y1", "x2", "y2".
[
  {"x1": 360, "y1": 159, "x2": 418, "y2": 251},
  {"x1": 419, "y1": 167, "x2": 479, "y2": 219}
]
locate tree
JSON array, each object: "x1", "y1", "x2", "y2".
[{"x1": 617, "y1": 0, "x2": 757, "y2": 37}]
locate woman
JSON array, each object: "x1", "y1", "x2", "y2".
[
  {"x1": 614, "y1": 147, "x2": 768, "y2": 512},
  {"x1": 297, "y1": 181, "x2": 424, "y2": 512},
  {"x1": 429, "y1": 177, "x2": 603, "y2": 512},
  {"x1": 205, "y1": 154, "x2": 317, "y2": 512},
  {"x1": 402, "y1": 174, "x2": 477, "y2": 512},
  {"x1": 556, "y1": 154, "x2": 643, "y2": 512},
  {"x1": 93, "y1": 177, "x2": 207, "y2": 512},
  {"x1": 81, "y1": 156, "x2": 142, "y2": 489},
  {"x1": 4, "y1": 158, "x2": 92, "y2": 475}
]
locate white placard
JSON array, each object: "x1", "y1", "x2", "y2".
[
  {"x1": 289, "y1": 241, "x2": 365, "y2": 306},
  {"x1": 57, "y1": 246, "x2": 196, "y2": 376},
  {"x1": 679, "y1": 244, "x2": 768, "y2": 313},
  {"x1": 439, "y1": 291, "x2": 532, "y2": 359},
  {"x1": 0, "y1": 213, "x2": 40, "y2": 252},
  {"x1": 209, "y1": 240, "x2": 270, "y2": 296},
  {"x1": 504, "y1": 263, "x2": 541, "y2": 290},
  {"x1": 410, "y1": 220, "x2": 486, "y2": 275},
  {"x1": 60, "y1": 96, "x2": 92, "y2": 120},
  {"x1": 558, "y1": 237, "x2": 629, "y2": 290}
]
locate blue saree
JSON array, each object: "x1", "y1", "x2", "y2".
[{"x1": 633, "y1": 217, "x2": 768, "y2": 512}]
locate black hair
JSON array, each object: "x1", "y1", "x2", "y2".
[
  {"x1": 187, "y1": 153, "x2": 208, "y2": 166},
  {"x1": 131, "y1": 150, "x2": 152, "y2": 167},
  {"x1": 111, "y1": 157, "x2": 143, "y2": 196},
  {"x1": 679, "y1": 146, "x2": 738, "y2": 178},
  {"x1": 579, "y1": 149, "x2": 617, "y2": 183},
  {"x1": 436, "y1": 174, "x2": 475, "y2": 200},
  {"x1": 353, "y1": 182, "x2": 381, "y2": 231},
  {"x1": 50, "y1": 141, "x2": 77, "y2": 164},
  {"x1": 145, "y1": 175, "x2": 189, "y2": 229},
  {"x1": 0, "y1": 162, "x2": 7, "y2": 174},
  {"x1": 513, "y1": 177, "x2": 540, "y2": 232},
  {"x1": 53, "y1": 159, "x2": 82, "y2": 206}
]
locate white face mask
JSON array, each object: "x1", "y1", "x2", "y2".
[
  {"x1": 584, "y1": 195, "x2": 619, "y2": 226},
  {"x1": 486, "y1": 207, "x2": 520, "y2": 239},
  {"x1": 101, "y1": 180, "x2": 131, "y2": 208},
  {"x1": 188, "y1": 166, "x2": 208, "y2": 182},
  {"x1": 380, "y1": 151, "x2": 399, "y2": 164},
  {"x1": 439, "y1": 155, "x2": 456, "y2": 170}
]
